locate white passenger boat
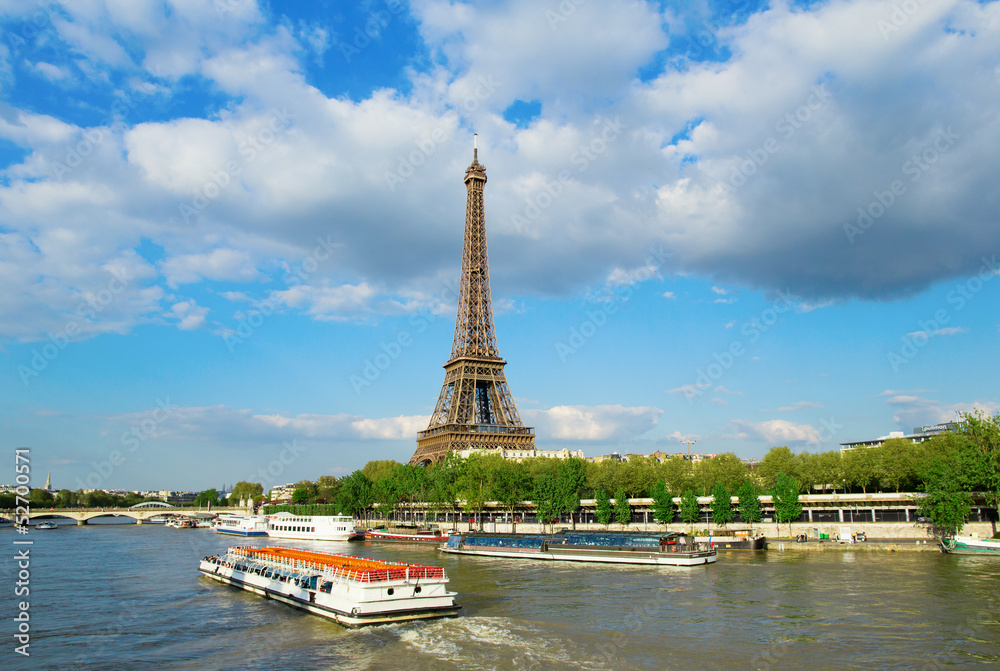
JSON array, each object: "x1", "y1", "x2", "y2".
[
  {"x1": 35, "y1": 521, "x2": 58, "y2": 530},
  {"x1": 265, "y1": 512, "x2": 360, "y2": 541},
  {"x1": 442, "y1": 531, "x2": 717, "y2": 566},
  {"x1": 198, "y1": 545, "x2": 460, "y2": 627},
  {"x1": 214, "y1": 515, "x2": 269, "y2": 537},
  {"x1": 940, "y1": 535, "x2": 1000, "y2": 555}
]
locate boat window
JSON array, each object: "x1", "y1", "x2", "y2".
[{"x1": 387, "y1": 588, "x2": 394, "y2": 596}]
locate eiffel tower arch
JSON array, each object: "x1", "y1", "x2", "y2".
[{"x1": 410, "y1": 137, "x2": 535, "y2": 466}]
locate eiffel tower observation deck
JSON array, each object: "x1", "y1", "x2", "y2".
[{"x1": 410, "y1": 136, "x2": 535, "y2": 466}]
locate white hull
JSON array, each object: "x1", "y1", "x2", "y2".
[
  {"x1": 215, "y1": 515, "x2": 268, "y2": 537},
  {"x1": 441, "y1": 545, "x2": 717, "y2": 566},
  {"x1": 198, "y1": 548, "x2": 459, "y2": 627},
  {"x1": 265, "y1": 513, "x2": 360, "y2": 542},
  {"x1": 941, "y1": 536, "x2": 1000, "y2": 555}
]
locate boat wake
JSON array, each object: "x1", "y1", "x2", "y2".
[{"x1": 392, "y1": 617, "x2": 610, "y2": 670}]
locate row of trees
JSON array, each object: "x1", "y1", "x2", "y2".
[{"x1": 270, "y1": 412, "x2": 997, "y2": 537}]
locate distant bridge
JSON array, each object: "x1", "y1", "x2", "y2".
[{"x1": 0, "y1": 506, "x2": 250, "y2": 526}]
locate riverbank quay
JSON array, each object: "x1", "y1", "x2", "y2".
[
  {"x1": 427, "y1": 520, "x2": 997, "y2": 541},
  {"x1": 765, "y1": 538, "x2": 941, "y2": 552}
]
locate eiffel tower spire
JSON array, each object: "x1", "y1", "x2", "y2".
[{"x1": 410, "y1": 136, "x2": 535, "y2": 465}]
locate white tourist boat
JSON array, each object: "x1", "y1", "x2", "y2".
[
  {"x1": 265, "y1": 512, "x2": 360, "y2": 541},
  {"x1": 214, "y1": 514, "x2": 269, "y2": 537},
  {"x1": 198, "y1": 545, "x2": 460, "y2": 627},
  {"x1": 940, "y1": 535, "x2": 1000, "y2": 555}
]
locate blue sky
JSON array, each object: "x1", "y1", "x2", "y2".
[{"x1": 1, "y1": 0, "x2": 998, "y2": 491}]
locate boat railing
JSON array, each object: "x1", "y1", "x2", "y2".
[{"x1": 227, "y1": 546, "x2": 445, "y2": 583}]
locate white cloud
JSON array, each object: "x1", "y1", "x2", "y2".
[
  {"x1": 161, "y1": 249, "x2": 263, "y2": 287},
  {"x1": 169, "y1": 300, "x2": 208, "y2": 331},
  {"x1": 730, "y1": 418, "x2": 822, "y2": 445},
  {"x1": 775, "y1": 401, "x2": 823, "y2": 412},
  {"x1": 523, "y1": 404, "x2": 661, "y2": 441},
  {"x1": 31, "y1": 61, "x2": 71, "y2": 81},
  {"x1": 2, "y1": 0, "x2": 1000, "y2": 348}
]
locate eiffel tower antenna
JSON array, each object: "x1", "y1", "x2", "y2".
[{"x1": 410, "y1": 137, "x2": 535, "y2": 465}]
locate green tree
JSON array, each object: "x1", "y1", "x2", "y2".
[
  {"x1": 843, "y1": 446, "x2": 878, "y2": 493},
  {"x1": 613, "y1": 486, "x2": 631, "y2": 528},
  {"x1": 919, "y1": 472, "x2": 972, "y2": 538},
  {"x1": 617, "y1": 456, "x2": 656, "y2": 497},
  {"x1": 456, "y1": 453, "x2": 499, "y2": 530},
  {"x1": 758, "y1": 446, "x2": 799, "y2": 491},
  {"x1": 709, "y1": 484, "x2": 733, "y2": 528},
  {"x1": 55, "y1": 489, "x2": 78, "y2": 508},
  {"x1": 658, "y1": 456, "x2": 694, "y2": 495},
  {"x1": 556, "y1": 458, "x2": 587, "y2": 527},
  {"x1": 373, "y1": 476, "x2": 401, "y2": 521},
  {"x1": 293, "y1": 479, "x2": 319, "y2": 501},
  {"x1": 771, "y1": 472, "x2": 803, "y2": 536},
  {"x1": 230, "y1": 481, "x2": 264, "y2": 504},
  {"x1": 533, "y1": 470, "x2": 560, "y2": 532},
  {"x1": 679, "y1": 489, "x2": 700, "y2": 532},
  {"x1": 650, "y1": 479, "x2": 673, "y2": 527},
  {"x1": 736, "y1": 480, "x2": 762, "y2": 530},
  {"x1": 29, "y1": 488, "x2": 54, "y2": 506},
  {"x1": 696, "y1": 453, "x2": 749, "y2": 496},
  {"x1": 195, "y1": 488, "x2": 220, "y2": 506},
  {"x1": 362, "y1": 460, "x2": 400, "y2": 484},
  {"x1": 491, "y1": 459, "x2": 530, "y2": 532},
  {"x1": 336, "y1": 471, "x2": 374, "y2": 520},
  {"x1": 958, "y1": 410, "x2": 1000, "y2": 514},
  {"x1": 291, "y1": 488, "x2": 309, "y2": 504},
  {"x1": 595, "y1": 489, "x2": 613, "y2": 528},
  {"x1": 315, "y1": 475, "x2": 340, "y2": 503}
]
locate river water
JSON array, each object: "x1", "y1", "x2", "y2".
[{"x1": 3, "y1": 521, "x2": 998, "y2": 670}]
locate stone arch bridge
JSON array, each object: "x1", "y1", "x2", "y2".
[{"x1": 0, "y1": 506, "x2": 248, "y2": 526}]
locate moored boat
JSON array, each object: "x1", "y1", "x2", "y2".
[
  {"x1": 940, "y1": 535, "x2": 1000, "y2": 555},
  {"x1": 265, "y1": 512, "x2": 361, "y2": 541},
  {"x1": 214, "y1": 514, "x2": 269, "y2": 537},
  {"x1": 35, "y1": 521, "x2": 58, "y2": 530},
  {"x1": 697, "y1": 529, "x2": 767, "y2": 550},
  {"x1": 442, "y1": 531, "x2": 717, "y2": 566},
  {"x1": 366, "y1": 525, "x2": 451, "y2": 543},
  {"x1": 198, "y1": 545, "x2": 460, "y2": 627}
]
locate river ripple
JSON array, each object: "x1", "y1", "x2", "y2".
[{"x1": 2, "y1": 523, "x2": 998, "y2": 670}]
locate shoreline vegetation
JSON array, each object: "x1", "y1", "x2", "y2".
[
  {"x1": 269, "y1": 410, "x2": 1000, "y2": 541},
  {"x1": 7, "y1": 412, "x2": 997, "y2": 542}
]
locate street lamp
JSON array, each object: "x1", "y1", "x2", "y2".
[{"x1": 682, "y1": 439, "x2": 697, "y2": 460}]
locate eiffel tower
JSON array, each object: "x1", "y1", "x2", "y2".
[{"x1": 410, "y1": 136, "x2": 535, "y2": 465}]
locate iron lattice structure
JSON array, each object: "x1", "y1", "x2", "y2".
[{"x1": 410, "y1": 142, "x2": 535, "y2": 465}]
